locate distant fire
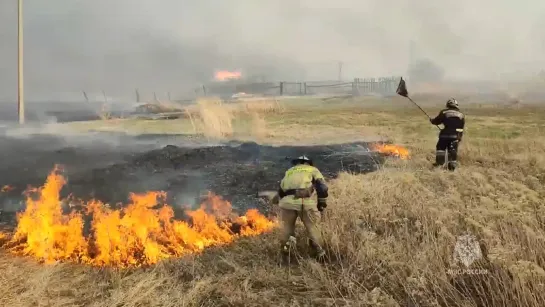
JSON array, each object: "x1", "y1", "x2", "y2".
[
  {"x1": 215, "y1": 70, "x2": 241, "y2": 81},
  {"x1": 371, "y1": 143, "x2": 410, "y2": 160}
]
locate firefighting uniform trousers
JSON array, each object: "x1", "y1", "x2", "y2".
[
  {"x1": 280, "y1": 206, "x2": 323, "y2": 252},
  {"x1": 435, "y1": 137, "x2": 459, "y2": 165}
]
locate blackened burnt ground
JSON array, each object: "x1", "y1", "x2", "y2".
[
  {"x1": 0, "y1": 131, "x2": 386, "y2": 230},
  {"x1": 75, "y1": 140, "x2": 385, "y2": 209}
]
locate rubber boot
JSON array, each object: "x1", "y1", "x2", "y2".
[
  {"x1": 315, "y1": 249, "x2": 327, "y2": 262},
  {"x1": 308, "y1": 238, "x2": 326, "y2": 262},
  {"x1": 433, "y1": 150, "x2": 446, "y2": 167},
  {"x1": 447, "y1": 144, "x2": 458, "y2": 171},
  {"x1": 280, "y1": 236, "x2": 297, "y2": 265}
]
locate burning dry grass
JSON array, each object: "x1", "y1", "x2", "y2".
[
  {"x1": 1, "y1": 102, "x2": 545, "y2": 306},
  {"x1": 370, "y1": 143, "x2": 410, "y2": 159},
  {"x1": 0, "y1": 167, "x2": 275, "y2": 268}
]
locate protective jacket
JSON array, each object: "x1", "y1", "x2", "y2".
[
  {"x1": 431, "y1": 107, "x2": 465, "y2": 139},
  {"x1": 277, "y1": 164, "x2": 328, "y2": 211}
]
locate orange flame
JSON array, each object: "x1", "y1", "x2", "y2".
[
  {"x1": 214, "y1": 70, "x2": 241, "y2": 81},
  {"x1": 371, "y1": 143, "x2": 410, "y2": 160},
  {"x1": 0, "y1": 167, "x2": 276, "y2": 267}
]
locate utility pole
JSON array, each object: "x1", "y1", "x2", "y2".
[
  {"x1": 338, "y1": 61, "x2": 343, "y2": 81},
  {"x1": 18, "y1": 0, "x2": 25, "y2": 124}
]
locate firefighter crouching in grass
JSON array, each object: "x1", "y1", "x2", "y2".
[
  {"x1": 430, "y1": 98, "x2": 465, "y2": 171},
  {"x1": 274, "y1": 155, "x2": 328, "y2": 262}
]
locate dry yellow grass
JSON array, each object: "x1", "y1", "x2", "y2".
[
  {"x1": 250, "y1": 112, "x2": 269, "y2": 141},
  {"x1": 1, "y1": 99, "x2": 545, "y2": 306},
  {"x1": 179, "y1": 97, "x2": 282, "y2": 140},
  {"x1": 239, "y1": 99, "x2": 285, "y2": 114},
  {"x1": 196, "y1": 98, "x2": 234, "y2": 139},
  {"x1": 183, "y1": 97, "x2": 284, "y2": 116},
  {"x1": 98, "y1": 102, "x2": 111, "y2": 120}
]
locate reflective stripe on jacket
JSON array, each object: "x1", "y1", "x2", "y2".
[
  {"x1": 278, "y1": 164, "x2": 327, "y2": 211},
  {"x1": 431, "y1": 108, "x2": 465, "y2": 139}
]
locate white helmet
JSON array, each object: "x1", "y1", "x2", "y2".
[
  {"x1": 291, "y1": 155, "x2": 313, "y2": 166},
  {"x1": 446, "y1": 98, "x2": 459, "y2": 109}
]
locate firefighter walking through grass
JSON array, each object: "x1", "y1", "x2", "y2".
[
  {"x1": 275, "y1": 155, "x2": 328, "y2": 261},
  {"x1": 430, "y1": 98, "x2": 465, "y2": 170}
]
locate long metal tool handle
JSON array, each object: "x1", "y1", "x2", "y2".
[
  {"x1": 406, "y1": 97, "x2": 441, "y2": 130},
  {"x1": 407, "y1": 97, "x2": 430, "y2": 119}
]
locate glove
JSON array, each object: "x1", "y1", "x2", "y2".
[{"x1": 317, "y1": 199, "x2": 327, "y2": 212}]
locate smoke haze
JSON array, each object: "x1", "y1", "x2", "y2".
[{"x1": 1, "y1": 0, "x2": 544, "y2": 101}]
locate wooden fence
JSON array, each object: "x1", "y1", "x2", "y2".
[{"x1": 198, "y1": 76, "x2": 400, "y2": 98}]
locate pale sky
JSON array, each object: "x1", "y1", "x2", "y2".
[{"x1": 1, "y1": 0, "x2": 544, "y2": 100}]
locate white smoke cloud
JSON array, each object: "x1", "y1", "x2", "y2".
[{"x1": 1, "y1": 0, "x2": 545, "y2": 101}]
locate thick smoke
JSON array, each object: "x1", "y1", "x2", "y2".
[
  {"x1": 1, "y1": 0, "x2": 545, "y2": 101},
  {"x1": 408, "y1": 59, "x2": 445, "y2": 84}
]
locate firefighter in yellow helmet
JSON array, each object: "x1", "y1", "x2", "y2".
[{"x1": 276, "y1": 155, "x2": 328, "y2": 261}]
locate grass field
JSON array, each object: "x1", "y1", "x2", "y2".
[{"x1": 1, "y1": 97, "x2": 545, "y2": 306}]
